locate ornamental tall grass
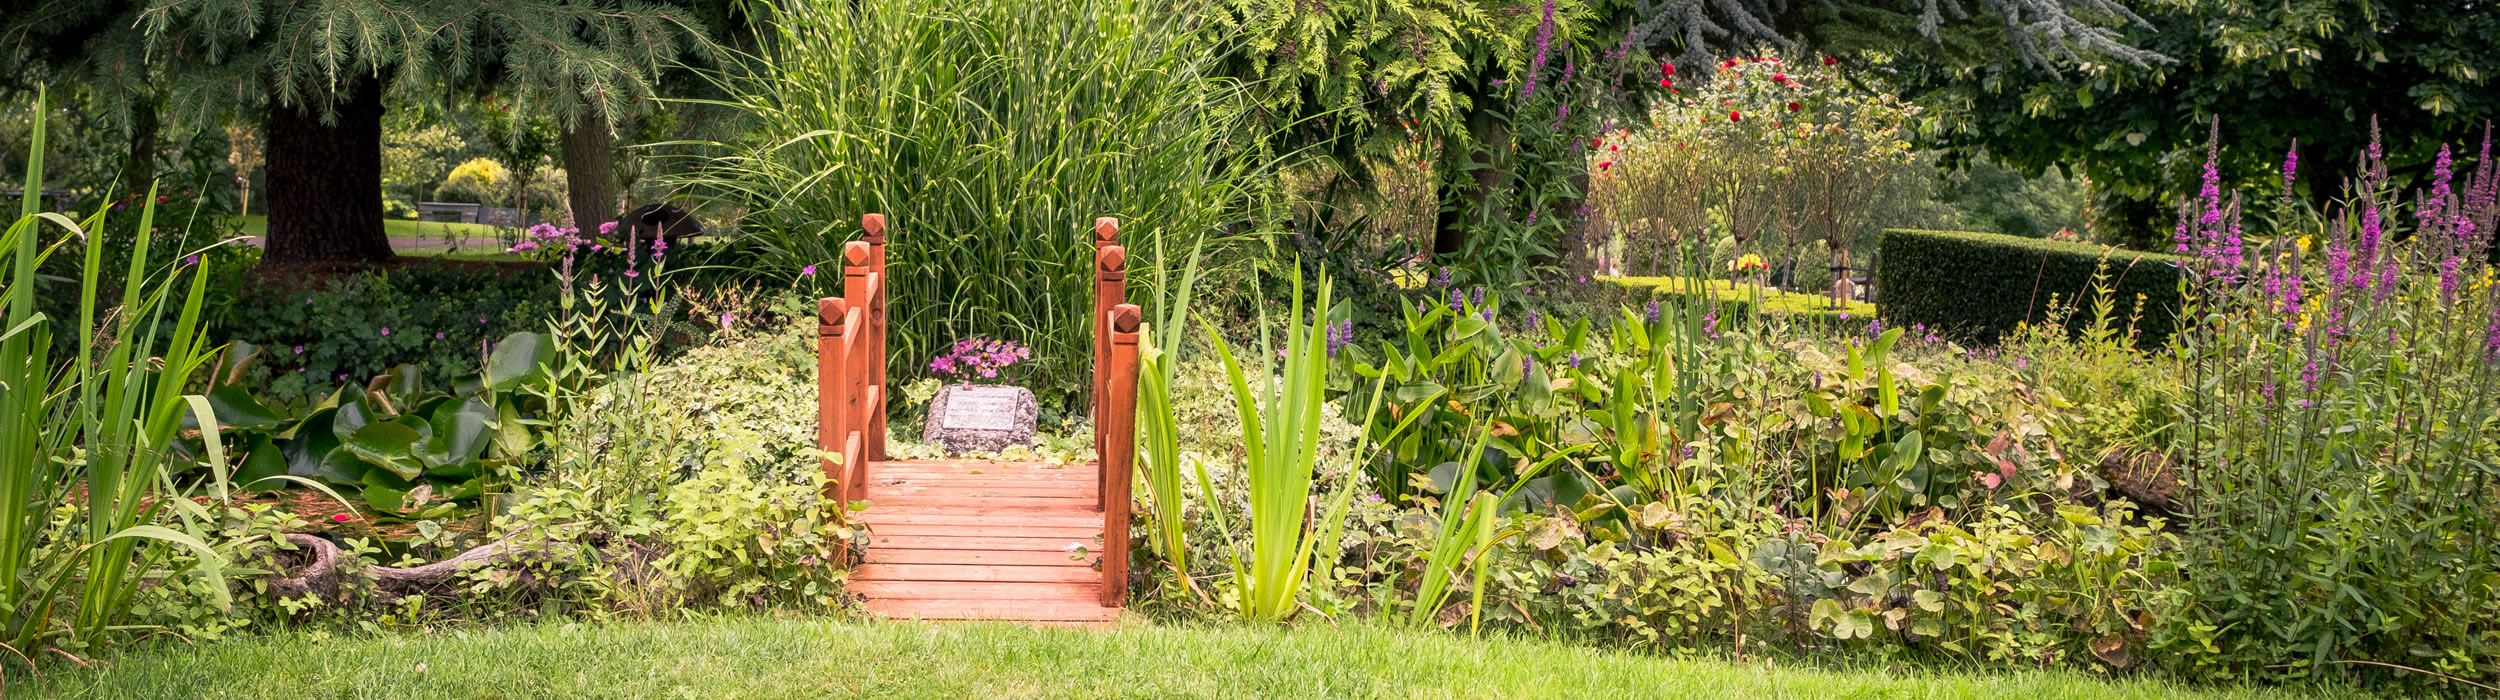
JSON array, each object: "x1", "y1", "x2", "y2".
[
  {"x1": 2, "y1": 89, "x2": 230, "y2": 663},
  {"x1": 680, "y1": 0, "x2": 1267, "y2": 401}
]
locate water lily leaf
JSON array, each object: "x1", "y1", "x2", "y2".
[
  {"x1": 361, "y1": 469, "x2": 413, "y2": 513},
  {"x1": 486, "y1": 331, "x2": 556, "y2": 391},
  {"x1": 234, "y1": 434, "x2": 291, "y2": 491},
  {"x1": 345, "y1": 419, "x2": 427, "y2": 481},
  {"x1": 195, "y1": 384, "x2": 289, "y2": 431},
  {"x1": 423, "y1": 396, "x2": 495, "y2": 473}
]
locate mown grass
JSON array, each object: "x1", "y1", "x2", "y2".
[
  {"x1": 11, "y1": 617, "x2": 2360, "y2": 699},
  {"x1": 228, "y1": 215, "x2": 522, "y2": 258}
]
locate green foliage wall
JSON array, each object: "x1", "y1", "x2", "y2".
[{"x1": 1875, "y1": 229, "x2": 2185, "y2": 344}]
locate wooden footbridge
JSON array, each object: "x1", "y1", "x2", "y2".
[{"x1": 816, "y1": 214, "x2": 1138, "y2": 624}]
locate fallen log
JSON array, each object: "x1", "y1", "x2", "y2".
[{"x1": 270, "y1": 530, "x2": 583, "y2": 603}]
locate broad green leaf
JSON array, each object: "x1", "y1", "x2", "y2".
[{"x1": 486, "y1": 331, "x2": 555, "y2": 391}]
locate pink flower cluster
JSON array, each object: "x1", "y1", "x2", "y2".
[{"x1": 929, "y1": 337, "x2": 1031, "y2": 381}]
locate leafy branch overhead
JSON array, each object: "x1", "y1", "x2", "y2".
[
  {"x1": 137, "y1": 0, "x2": 723, "y2": 124},
  {"x1": 1216, "y1": 0, "x2": 2165, "y2": 157}
]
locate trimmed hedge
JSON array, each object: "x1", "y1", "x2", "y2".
[
  {"x1": 1606, "y1": 276, "x2": 1877, "y2": 331},
  {"x1": 1875, "y1": 229, "x2": 2186, "y2": 345}
]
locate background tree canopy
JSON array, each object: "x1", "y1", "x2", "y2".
[
  {"x1": 1894, "y1": 0, "x2": 2499, "y2": 245},
  {"x1": 1, "y1": 0, "x2": 734, "y2": 263}
]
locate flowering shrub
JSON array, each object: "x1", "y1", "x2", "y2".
[
  {"x1": 1590, "y1": 56, "x2": 1939, "y2": 285},
  {"x1": 928, "y1": 337, "x2": 1032, "y2": 383}
]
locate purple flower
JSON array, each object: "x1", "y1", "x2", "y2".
[
  {"x1": 379, "y1": 327, "x2": 391, "y2": 336},
  {"x1": 1433, "y1": 266, "x2": 1452, "y2": 287},
  {"x1": 2281, "y1": 141, "x2": 2300, "y2": 198},
  {"x1": 721, "y1": 312, "x2": 736, "y2": 331},
  {"x1": 1525, "y1": 310, "x2": 1542, "y2": 330},
  {"x1": 1645, "y1": 300, "x2": 1660, "y2": 324},
  {"x1": 1867, "y1": 318, "x2": 1884, "y2": 338},
  {"x1": 293, "y1": 345, "x2": 305, "y2": 355},
  {"x1": 183, "y1": 254, "x2": 199, "y2": 266},
  {"x1": 801, "y1": 265, "x2": 817, "y2": 277},
  {"x1": 434, "y1": 332, "x2": 445, "y2": 339},
  {"x1": 2301, "y1": 360, "x2": 2322, "y2": 392},
  {"x1": 1568, "y1": 352, "x2": 1582, "y2": 369},
  {"x1": 2484, "y1": 303, "x2": 2500, "y2": 361},
  {"x1": 1471, "y1": 286, "x2": 1484, "y2": 306},
  {"x1": 1448, "y1": 288, "x2": 1465, "y2": 313},
  {"x1": 599, "y1": 221, "x2": 619, "y2": 236},
  {"x1": 624, "y1": 269, "x2": 639, "y2": 278},
  {"x1": 1522, "y1": 0, "x2": 1556, "y2": 97}
]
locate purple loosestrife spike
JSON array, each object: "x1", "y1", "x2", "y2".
[
  {"x1": 2282, "y1": 140, "x2": 2300, "y2": 198},
  {"x1": 1523, "y1": 0, "x2": 1556, "y2": 97},
  {"x1": 2485, "y1": 300, "x2": 2500, "y2": 361}
]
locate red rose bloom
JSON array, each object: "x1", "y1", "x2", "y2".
[
  {"x1": 1658, "y1": 77, "x2": 1673, "y2": 88},
  {"x1": 1598, "y1": 161, "x2": 1614, "y2": 171},
  {"x1": 1591, "y1": 136, "x2": 1604, "y2": 147},
  {"x1": 1660, "y1": 63, "x2": 1676, "y2": 76},
  {"x1": 1787, "y1": 101, "x2": 1801, "y2": 112},
  {"x1": 1730, "y1": 111, "x2": 1743, "y2": 122},
  {"x1": 1772, "y1": 73, "x2": 1787, "y2": 84},
  {"x1": 1824, "y1": 56, "x2": 1839, "y2": 66}
]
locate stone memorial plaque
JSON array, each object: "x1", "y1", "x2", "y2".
[{"x1": 922, "y1": 384, "x2": 1039, "y2": 452}]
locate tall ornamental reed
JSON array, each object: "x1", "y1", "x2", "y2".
[
  {"x1": 1, "y1": 88, "x2": 231, "y2": 660},
  {"x1": 675, "y1": 0, "x2": 1267, "y2": 401},
  {"x1": 1199, "y1": 265, "x2": 1355, "y2": 621}
]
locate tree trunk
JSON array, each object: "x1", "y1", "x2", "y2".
[
  {"x1": 121, "y1": 99, "x2": 159, "y2": 201},
  {"x1": 1432, "y1": 107, "x2": 1511, "y2": 255},
  {"x1": 560, "y1": 112, "x2": 621, "y2": 233},
  {"x1": 263, "y1": 78, "x2": 393, "y2": 264}
]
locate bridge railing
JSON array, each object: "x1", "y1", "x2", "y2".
[
  {"x1": 819, "y1": 214, "x2": 890, "y2": 519},
  {"x1": 1093, "y1": 218, "x2": 1140, "y2": 607}
]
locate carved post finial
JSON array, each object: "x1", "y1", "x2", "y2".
[
  {"x1": 844, "y1": 240, "x2": 872, "y2": 266},
  {"x1": 1094, "y1": 217, "x2": 1119, "y2": 244},
  {"x1": 862, "y1": 213, "x2": 887, "y2": 238},
  {"x1": 1110, "y1": 304, "x2": 1143, "y2": 334},
  {"x1": 818, "y1": 297, "x2": 848, "y2": 326}
]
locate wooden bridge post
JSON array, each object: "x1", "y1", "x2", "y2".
[
  {"x1": 863, "y1": 214, "x2": 890, "y2": 463},
  {"x1": 842, "y1": 240, "x2": 877, "y2": 501},
  {"x1": 1101, "y1": 304, "x2": 1143, "y2": 607},
  {"x1": 817, "y1": 297, "x2": 851, "y2": 506},
  {"x1": 1091, "y1": 218, "x2": 1121, "y2": 478}
]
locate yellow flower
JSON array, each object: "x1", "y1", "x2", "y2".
[{"x1": 2297, "y1": 236, "x2": 2313, "y2": 252}]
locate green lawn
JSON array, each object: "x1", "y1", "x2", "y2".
[
  {"x1": 11, "y1": 618, "x2": 2353, "y2": 699},
  {"x1": 229, "y1": 215, "x2": 523, "y2": 258}
]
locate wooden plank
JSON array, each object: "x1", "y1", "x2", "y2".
[
  {"x1": 853, "y1": 563, "x2": 1098, "y2": 584},
  {"x1": 848, "y1": 580, "x2": 1099, "y2": 600},
  {"x1": 865, "y1": 523, "x2": 1103, "y2": 539},
  {"x1": 869, "y1": 496, "x2": 1100, "y2": 512},
  {"x1": 866, "y1": 548, "x2": 1096, "y2": 566},
  {"x1": 871, "y1": 535, "x2": 1097, "y2": 551},
  {"x1": 858, "y1": 512, "x2": 1104, "y2": 528},
  {"x1": 870, "y1": 478, "x2": 1101, "y2": 491},
  {"x1": 861, "y1": 598, "x2": 1117, "y2": 622},
  {"x1": 871, "y1": 468, "x2": 1095, "y2": 482},
  {"x1": 871, "y1": 485, "x2": 1096, "y2": 499}
]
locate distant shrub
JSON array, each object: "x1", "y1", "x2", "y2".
[
  {"x1": 436, "y1": 157, "x2": 510, "y2": 204},
  {"x1": 1876, "y1": 229, "x2": 2185, "y2": 344}
]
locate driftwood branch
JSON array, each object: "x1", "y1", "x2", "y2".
[{"x1": 270, "y1": 530, "x2": 582, "y2": 603}]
